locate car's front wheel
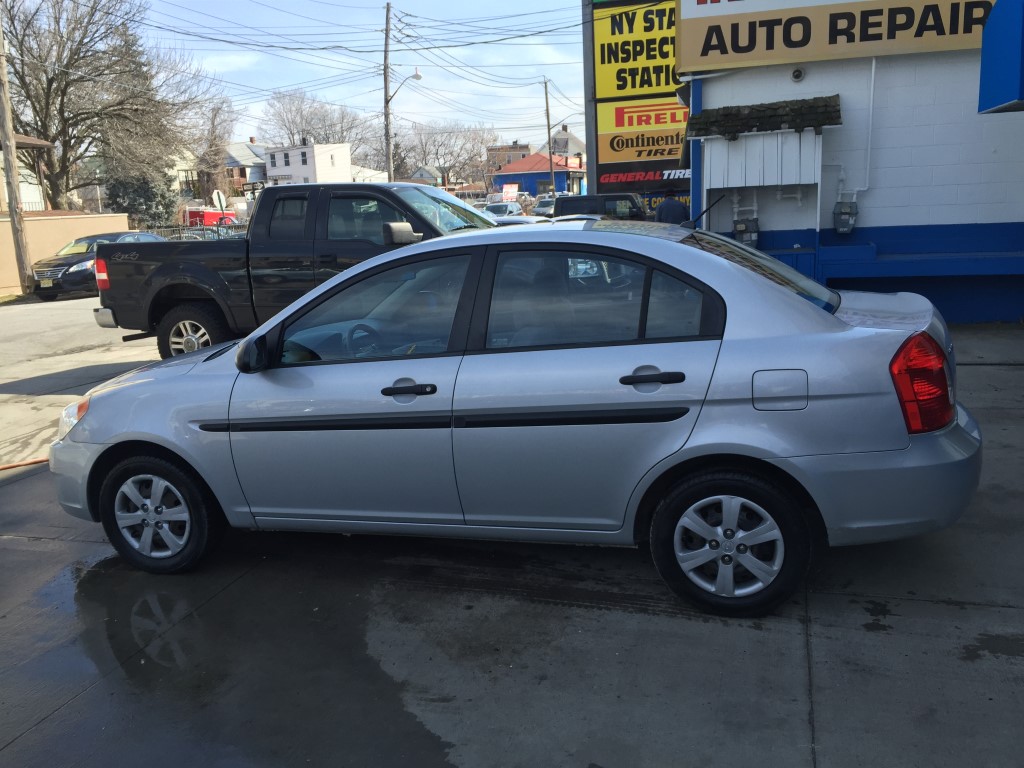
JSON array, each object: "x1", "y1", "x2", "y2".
[
  {"x1": 156, "y1": 302, "x2": 232, "y2": 358},
  {"x1": 98, "y1": 455, "x2": 220, "y2": 573},
  {"x1": 650, "y1": 470, "x2": 811, "y2": 617}
]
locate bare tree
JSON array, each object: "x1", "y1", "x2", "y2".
[
  {"x1": 2, "y1": 0, "x2": 220, "y2": 208},
  {"x1": 193, "y1": 99, "x2": 234, "y2": 203},
  {"x1": 404, "y1": 121, "x2": 498, "y2": 186},
  {"x1": 263, "y1": 89, "x2": 374, "y2": 158}
]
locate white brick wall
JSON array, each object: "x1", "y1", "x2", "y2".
[{"x1": 700, "y1": 51, "x2": 1024, "y2": 230}]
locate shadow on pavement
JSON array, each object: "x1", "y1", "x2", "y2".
[{"x1": 0, "y1": 361, "x2": 155, "y2": 396}]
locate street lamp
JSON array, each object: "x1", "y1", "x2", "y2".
[{"x1": 384, "y1": 67, "x2": 422, "y2": 182}]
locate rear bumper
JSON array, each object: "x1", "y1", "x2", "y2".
[
  {"x1": 780, "y1": 403, "x2": 982, "y2": 547},
  {"x1": 94, "y1": 307, "x2": 117, "y2": 328}
]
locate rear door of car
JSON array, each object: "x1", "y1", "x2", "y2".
[
  {"x1": 451, "y1": 243, "x2": 725, "y2": 531},
  {"x1": 248, "y1": 188, "x2": 319, "y2": 323}
]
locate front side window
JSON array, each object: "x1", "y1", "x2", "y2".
[
  {"x1": 280, "y1": 255, "x2": 471, "y2": 364},
  {"x1": 327, "y1": 196, "x2": 409, "y2": 244},
  {"x1": 486, "y1": 250, "x2": 708, "y2": 349}
]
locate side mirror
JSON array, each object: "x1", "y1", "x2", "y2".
[
  {"x1": 384, "y1": 222, "x2": 424, "y2": 245},
  {"x1": 235, "y1": 334, "x2": 268, "y2": 373}
]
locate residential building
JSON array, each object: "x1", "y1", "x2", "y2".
[
  {"x1": 224, "y1": 138, "x2": 267, "y2": 189},
  {"x1": 537, "y1": 125, "x2": 587, "y2": 165},
  {"x1": 265, "y1": 140, "x2": 353, "y2": 185}
]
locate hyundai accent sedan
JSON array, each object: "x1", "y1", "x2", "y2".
[{"x1": 49, "y1": 220, "x2": 982, "y2": 616}]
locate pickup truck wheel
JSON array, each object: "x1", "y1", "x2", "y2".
[{"x1": 157, "y1": 303, "x2": 231, "y2": 358}]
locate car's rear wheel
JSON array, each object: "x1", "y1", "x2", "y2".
[
  {"x1": 156, "y1": 302, "x2": 231, "y2": 358},
  {"x1": 98, "y1": 455, "x2": 219, "y2": 573},
  {"x1": 650, "y1": 470, "x2": 811, "y2": 617}
]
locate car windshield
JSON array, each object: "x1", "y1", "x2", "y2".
[
  {"x1": 394, "y1": 186, "x2": 495, "y2": 233},
  {"x1": 56, "y1": 235, "x2": 114, "y2": 256},
  {"x1": 682, "y1": 230, "x2": 840, "y2": 313}
]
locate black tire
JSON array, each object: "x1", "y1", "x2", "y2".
[
  {"x1": 98, "y1": 455, "x2": 220, "y2": 574},
  {"x1": 156, "y1": 302, "x2": 232, "y2": 359},
  {"x1": 36, "y1": 293, "x2": 59, "y2": 302},
  {"x1": 650, "y1": 470, "x2": 811, "y2": 617}
]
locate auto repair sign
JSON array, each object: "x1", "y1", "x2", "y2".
[{"x1": 677, "y1": 0, "x2": 994, "y2": 72}]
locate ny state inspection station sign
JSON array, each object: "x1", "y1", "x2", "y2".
[{"x1": 677, "y1": 0, "x2": 994, "y2": 72}]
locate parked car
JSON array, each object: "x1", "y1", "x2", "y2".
[
  {"x1": 50, "y1": 220, "x2": 981, "y2": 617},
  {"x1": 552, "y1": 194, "x2": 650, "y2": 221},
  {"x1": 492, "y1": 215, "x2": 553, "y2": 226},
  {"x1": 485, "y1": 202, "x2": 524, "y2": 216},
  {"x1": 31, "y1": 232, "x2": 167, "y2": 302},
  {"x1": 533, "y1": 197, "x2": 556, "y2": 217}
]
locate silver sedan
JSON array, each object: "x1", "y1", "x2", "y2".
[{"x1": 49, "y1": 221, "x2": 982, "y2": 616}]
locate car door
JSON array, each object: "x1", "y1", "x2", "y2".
[
  {"x1": 313, "y1": 192, "x2": 415, "y2": 284},
  {"x1": 452, "y1": 245, "x2": 724, "y2": 531},
  {"x1": 248, "y1": 189, "x2": 319, "y2": 323},
  {"x1": 229, "y1": 250, "x2": 480, "y2": 526}
]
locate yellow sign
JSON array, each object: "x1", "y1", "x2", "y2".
[
  {"x1": 597, "y1": 98, "x2": 689, "y2": 163},
  {"x1": 594, "y1": 0, "x2": 684, "y2": 99},
  {"x1": 677, "y1": 0, "x2": 994, "y2": 72}
]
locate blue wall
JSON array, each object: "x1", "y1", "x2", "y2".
[{"x1": 757, "y1": 221, "x2": 1024, "y2": 323}]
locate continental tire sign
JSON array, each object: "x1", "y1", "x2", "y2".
[
  {"x1": 677, "y1": 0, "x2": 994, "y2": 72},
  {"x1": 597, "y1": 98, "x2": 689, "y2": 163}
]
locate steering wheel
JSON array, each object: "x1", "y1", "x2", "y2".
[{"x1": 346, "y1": 323, "x2": 384, "y2": 356}]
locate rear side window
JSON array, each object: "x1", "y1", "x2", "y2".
[
  {"x1": 486, "y1": 250, "x2": 711, "y2": 350},
  {"x1": 268, "y1": 196, "x2": 309, "y2": 240}
]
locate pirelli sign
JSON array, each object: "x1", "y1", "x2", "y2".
[
  {"x1": 597, "y1": 99, "x2": 689, "y2": 164},
  {"x1": 677, "y1": 0, "x2": 994, "y2": 72}
]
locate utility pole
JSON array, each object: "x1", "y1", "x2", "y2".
[
  {"x1": 544, "y1": 78, "x2": 556, "y2": 197},
  {"x1": 383, "y1": 2, "x2": 394, "y2": 182},
  {"x1": 0, "y1": 34, "x2": 32, "y2": 294}
]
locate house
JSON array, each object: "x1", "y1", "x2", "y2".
[
  {"x1": 486, "y1": 140, "x2": 535, "y2": 171},
  {"x1": 224, "y1": 138, "x2": 267, "y2": 189},
  {"x1": 265, "y1": 140, "x2": 352, "y2": 185},
  {"x1": 537, "y1": 125, "x2": 586, "y2": 165},
  {"x1": 490, "y1": 152, "x2": 586, "y2": 198},
  {"x1": 0, "y1": 133, "x2": 53, "y2": 213}
]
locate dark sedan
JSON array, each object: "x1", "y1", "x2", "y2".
[{"x1": 33, "y1": 232, "x2": 166, "y2": 301}]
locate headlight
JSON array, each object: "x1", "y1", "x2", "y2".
[
  {"x1": 57, "y1": 398, "x2": 90, "y2": 440},
  {"x1": 68, "y1": 259, "x2": 95, "y2": 273}
]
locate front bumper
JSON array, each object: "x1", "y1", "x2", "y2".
[
  {"x1": 33, "y1": 270, "x2": 97, "y2": 296},
  {"x1": 49, "y1": 437, "x2": 107, "y2": 522},
  {"x1": 781, "y1": 403, "x2": 983, "y2": 547}
]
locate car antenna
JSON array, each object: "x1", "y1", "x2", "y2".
[{"x1": 683, "y1": 194, "x2": 726, "y2": 230}]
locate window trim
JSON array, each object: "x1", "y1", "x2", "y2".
[{"x1": 465, "y1": 243, "x2": 726, "y2": 355}]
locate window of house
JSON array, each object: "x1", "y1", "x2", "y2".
[
  {"x1": 283, "y1": 152, "x2": 291, "y2": 166},
  {"x1": 270, "y1": 153, "x2": 277, "y2": 168},
  {"x1": 330, "y1": 154, "x2": 335, "y2": 167},
  {"x1": 300, "y1": 151, "x2": 308, "y2": 165}
]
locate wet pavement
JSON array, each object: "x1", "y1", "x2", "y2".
[{"x1": 1, "y1": 302, "x2": 1023, "y2": 766}]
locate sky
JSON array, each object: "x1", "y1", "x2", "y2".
[{"x1": 141, "y1": 0, "x2": 589, "y2": 148}]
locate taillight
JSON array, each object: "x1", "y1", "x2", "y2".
[
  {"x1": 95, "y1": 258, "x2": 109, "y2": 291},
  {"x1": 889, "y1": 332, "x2": 954, "y2": 434}
]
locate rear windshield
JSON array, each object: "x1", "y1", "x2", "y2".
[{"x1": 683, "y1": 231, "x2": 840, "y2": 313}]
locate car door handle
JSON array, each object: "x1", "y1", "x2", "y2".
[
  {"x1": 619, "y1": 371, "x2": 686, "y2": 385},
  {"x1": 381, "y1": 383, "x2": 438, "y2": 396}
]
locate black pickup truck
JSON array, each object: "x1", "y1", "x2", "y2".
[{"x1": 94, "y1": 182, "x2": 495, "y2": 357}]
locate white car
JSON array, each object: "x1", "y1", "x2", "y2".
[{"x1": 50, "y1": 221, "x2": 981, "y2": 616}]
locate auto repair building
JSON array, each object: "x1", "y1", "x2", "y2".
[{"x1": 674, "y1": 0, "x2": 1024, "y2": 322}]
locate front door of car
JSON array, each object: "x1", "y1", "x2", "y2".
[
  {"x1": 313, "y1": 193, "x2": 417, "y2": 284},
  {"x1": 228, "y1": 251, "x2": 479, "y2": 525},
  {"x1": 452, "y1": 246, "x2": 724, "y2": 531}
]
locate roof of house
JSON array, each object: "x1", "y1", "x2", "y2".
[
  {"x1": 493, "y1": 152, "x2": 584, "y2": 175},
  {"x1": 687, "y1": 95, "x2": 843, "y2": 139},
  {"x1": 224, "y1": 141, "x2": 266, "y2": 168},
  {"x1": 1, "y1": 133, "x2": 54, "y2": 150}
]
